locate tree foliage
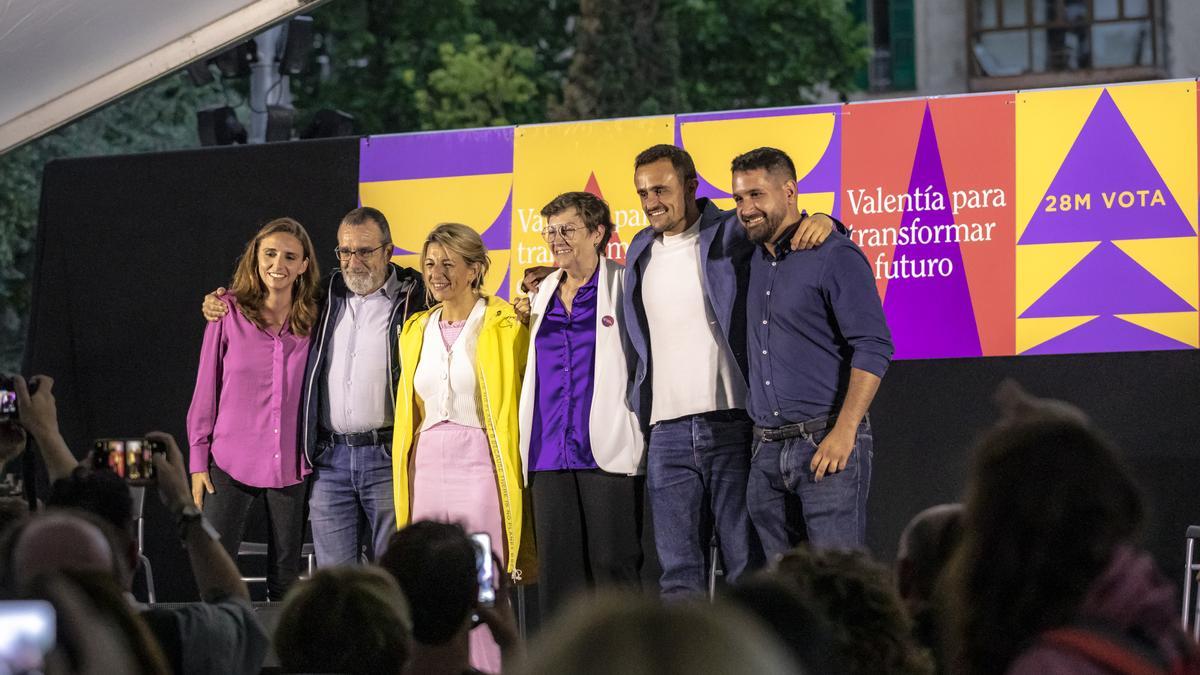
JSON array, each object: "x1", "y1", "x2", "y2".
[
  {"x1": 0, "y1": 75, "x2": 223, "y2": 371},
  {"x1": 416, "y1": 35, "x2": 541, "y2": 130},
  {"x1": 0, "y1": 1, "x2": 868, "y2": 371},
  {"x1": 675, "y1": 0, "x2": 870, "y2": 110},
  {"x1": 293, "y1": 0, "x2": 578, "y2": 133},
  {"x1": 553, "y1": 0, "x2": 683, "y2": 120}
]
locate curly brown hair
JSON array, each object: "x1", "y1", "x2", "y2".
[
  {"x1": 228, "y1": 217, "x2": 320, "y2": 336},
  {"x1": 774, "y1": 546, "x2": 934, "y2": 675}
]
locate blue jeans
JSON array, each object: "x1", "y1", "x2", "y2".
[
  {"x1": 647, "y1": 410, "x2": 761, "y2": 598},
  {"x1": 747, "y1": 417, "x2": 873, "y2": 562},
  {"x1": 309, "y1": 441, "x2": 395, "y2": 566}
]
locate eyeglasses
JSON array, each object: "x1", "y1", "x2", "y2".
[
  {"x1": 541, "y1": 225, "x2": 584, "y2": 241},
  {"x1": 334, "y1": 243, "x2": 390, "y2": 261}
]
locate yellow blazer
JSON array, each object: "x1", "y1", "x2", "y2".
[{"x1": 391, "y1": 295, "x2": 534, "y2": 578}]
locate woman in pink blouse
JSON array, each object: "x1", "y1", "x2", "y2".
[{"x1": 187, "y1": 217, "x2": 320, "y2": 600}]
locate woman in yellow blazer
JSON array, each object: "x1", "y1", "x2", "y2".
[{"x1": 390, "y1": 222, "x2": 533, "y2": 605}]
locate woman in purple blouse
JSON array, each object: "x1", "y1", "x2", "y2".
[
  {"x1": 187, "y1": 217, "x2": 320, "y2": 600},
  {"x1": 516, "y1": 192, "x2": 647, "y2": 617}
]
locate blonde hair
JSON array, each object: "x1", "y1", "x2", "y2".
[
  {"x1": 228, "y1": 217, "x2": 320, "y2": 336},
  {"x1": 420, "y1": 222, "x2": 491, "y2": 305}
]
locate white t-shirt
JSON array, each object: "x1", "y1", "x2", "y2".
[{"x1": 640, "y1": 220, "x2": 747, "y2": 424}]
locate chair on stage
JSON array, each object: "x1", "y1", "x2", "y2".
[
  {"x1": 1182, "y1": 525, "x2": 1200, "y2": 638},
  {"x1": 131, "y1": 486, "x2": 156, "y2": 603},
  {"x1": 237, "y1": 540, "x2": 317, "y2": 590},
  {"x1": 708, "y1": 534, "x2": 723, "y2": 600}
]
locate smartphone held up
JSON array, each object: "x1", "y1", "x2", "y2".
[
  {"x1": 470, "y1": 532, "x2": 496, "y2": 608},
  {"x1": 92, "y1": 438, "x2": 166, "y2": 485}
]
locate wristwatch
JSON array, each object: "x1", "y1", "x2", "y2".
[{"x1": 175, "y1": 504, "x2": 220, "y2": 543}]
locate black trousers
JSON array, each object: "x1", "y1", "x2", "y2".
[
  {"x1": 530, "y1": 469, "x2": 644, "y2": 619},
  {"x1": 204, "y1": 463, "x2": 307, "y2": 600}
]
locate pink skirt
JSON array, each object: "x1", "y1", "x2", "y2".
[{"x1": 410, "y1": 421, "x2": 504, "y2": 673}]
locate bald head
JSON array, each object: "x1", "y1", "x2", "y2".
[{"x1": 11, "y1": 513, "x2": 117, "y2": 591}]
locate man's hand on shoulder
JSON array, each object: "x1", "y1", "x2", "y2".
[
  {"x1": 790, "y1": 213, "x2": 836, "y2": 250},
  {"x1": 201, "y1": 288, "x2": 229, "y2": 322},
  {"x1": 520, "y1": 267, "x2": 554, "y2": 294}
]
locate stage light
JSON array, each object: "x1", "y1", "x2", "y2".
[
  {"x1": 265, "y1": 105, "x2": 295, "y2": 142},
  {"x1": 197, "y1": 106, "x2": 248, "y2": 146},
  {"x1": 212, "y1": 41, "x2": 257, "y2": 78},
  {"x1": 300, "y1": 109, "x2": 355, "y2": 139},
  {"x1": 279, "y1": 16, "x2": 314, "y2": 76},
  {"x1": 184, "y1": 60, "x2": 215, "y2": 86}
]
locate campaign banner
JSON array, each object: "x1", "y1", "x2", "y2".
[
  {"x1": 676, "y1": 105, "x2": 841, "y2": 219},
  {"x1": 358, "y1": 79, "x2": 1200, "y2": 360},
  {"x1": 509, "y1": 116, "x2": 673, "y2": 298},
  {"x1": 359, "y1": 128, "x2": 515, "y2": 298},
  {"x1": 841, "y1": 94, "x2": 1016, "y2": 358},
  {"x1": 1015, "y1": 81, "x2": 1198, "y2": 355}
]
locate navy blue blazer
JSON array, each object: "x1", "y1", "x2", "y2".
[{"x1": 621, "y1": 198, "x2": 753, "y2": 430}]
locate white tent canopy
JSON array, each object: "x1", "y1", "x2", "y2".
[{"x1": 0, "y1": 0, "x2": 328, "y2": 155}]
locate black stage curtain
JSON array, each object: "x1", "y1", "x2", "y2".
[
  {"x1": 26, "y1": 138, "x2": 359, "y2": 601},
  {"x1": 26, "y1": 137, "x2": 1200, "y2": 602},
  {"x1": 871, "y1": 350, "x2": 1200, "y2": 582}
]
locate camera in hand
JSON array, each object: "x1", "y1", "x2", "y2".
[
  {"x1": 0, "y1": 376, "x2": 38, "y2": 423},
  {"x1": 92, "y1": 438, "x2": 166, "y2": 485},
  {"x1": 470, "y1": 532, "x2": 496, "y2": 607}
]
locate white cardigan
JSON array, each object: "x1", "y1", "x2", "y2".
[{"x1": 518, "y1": 257, "x2": 646, "y2": 484}]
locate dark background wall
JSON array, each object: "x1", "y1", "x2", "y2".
[
  {"x1": 25, "y1": 138, "x2": 360, "y2": 600},
  {"x1": 24, "y1": 138, "x2": 1200, "y2": 601}
]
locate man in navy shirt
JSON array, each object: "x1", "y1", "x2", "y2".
[{"x1": 731, "y1": 147, "x2": 893, "y2": 558}]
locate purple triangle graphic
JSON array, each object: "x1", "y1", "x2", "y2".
[
  {"x1": 882, "y1": 104, "x2": 982, "y2": 359},
  {"x1": 481, "y1": 187, "x2": 513, "y2": 251},
  {"x1": 1020, "y1": 241, "x2": 1192, "y2": 318},
  {"x1": 494, "y1": 267, "x2": 511, "y2": 301},
  {"x1": 1020, "y1": 90, "x2": 1193, "y2": 244},
  {"x1": 1022, "y1": 314, "x2": 1192, "y2": 355}
]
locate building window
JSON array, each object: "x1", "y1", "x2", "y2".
[
  {"x1": 854, "y1": 0, "x2": 916, "y2": 92},
  {"x1": 969, "y1": 0, "x2": 1161, "y2": 89}
]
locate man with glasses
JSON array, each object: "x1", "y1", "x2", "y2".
[{"x1": 203, "y1": 207, "x2": 425, "y2": 565}]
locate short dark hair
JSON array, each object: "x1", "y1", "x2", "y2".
[
  {"x1": 275, "y1": 566, "x2": 412, "y2": 675},
  {"x1": 724, "y1": 575, "x2": 845, "y2": 673},
  {"x1": 541, "y1": 192, "x2": 616, "y2": 256},
  {"x1": 341, "y1": 206, "x2": 392, "y2": 244},
  {"x1": 634, "y1": 144, "x2": 698, "y2": 185},
  {"x1": 731, "y1": 147, "x2": 797, "y2": 181},
  {"x1": 47, "y1": 468, "x2": 133, "y2": 538},
  {"x1": 378, "y1": 521, "x2": 477, "y2": 645}
]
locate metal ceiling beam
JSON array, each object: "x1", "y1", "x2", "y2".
[{"x1": 0, "y1": 0, "x2": 331, "y2": 155}]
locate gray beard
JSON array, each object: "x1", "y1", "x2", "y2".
[{"x1": 344, "y1": 270, "x2": 386, "y2": 296}]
